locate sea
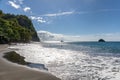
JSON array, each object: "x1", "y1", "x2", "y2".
[{"x1": 9, "y1": 41, "x2": 120, "y2": 80}]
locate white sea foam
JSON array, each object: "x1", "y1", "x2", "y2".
[{"x1": 9, "y1": 43, "x2": 120, "y2": 80}]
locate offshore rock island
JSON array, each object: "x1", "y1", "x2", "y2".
[{"x1": 98, "y1": 39, "x2": 105, "y2": 42}]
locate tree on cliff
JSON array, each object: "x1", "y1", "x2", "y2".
[{"x1": 0, "y1": 10, "x2": 39, "y2": 43}]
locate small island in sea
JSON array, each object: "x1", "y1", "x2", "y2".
[{"x1": 98, "y1": 39, "x2": 105, "y2": 42}]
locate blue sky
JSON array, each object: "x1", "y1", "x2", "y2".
[{"x1": 0, "y1": 0, "x2": 120, "y2": 41}]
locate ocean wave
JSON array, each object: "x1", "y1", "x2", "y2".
[{"x1": 9, "y1": 43, "x2": 120, "y2": 80}]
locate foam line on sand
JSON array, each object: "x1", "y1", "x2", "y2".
[{"x1": 0, "y1": 44, "x2": 60, "y2": 80}]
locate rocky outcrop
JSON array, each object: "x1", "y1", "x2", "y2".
[{"x1": 98, "y1": 39, "x2": 105, "y2": 42}]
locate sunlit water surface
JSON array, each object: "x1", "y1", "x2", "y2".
[{"x1": 9, "y1": 42, "x2": 120, "y2": 80}]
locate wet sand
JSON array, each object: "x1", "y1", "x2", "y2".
[{"x1": 0, "y1": 44, "x2": 60, "y2": 80}]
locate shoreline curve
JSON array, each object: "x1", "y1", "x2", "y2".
[{"x1": 0, "y1": 44, "x2": 61, "y2": 80}]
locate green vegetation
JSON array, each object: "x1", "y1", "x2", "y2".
[
  {"x1": 0, "y1": 10, "x2": 39, "y2": 44},
  {"x1": 3, "y1": 51, "x2": 28, "y2": 65}
]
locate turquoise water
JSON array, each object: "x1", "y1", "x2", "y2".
[
  {"x1": 67, "y1": 42, "x2": 120, "y2": 56},
  {"x1": 43, "y1": 42, "x2": 120, "y2": 56}
]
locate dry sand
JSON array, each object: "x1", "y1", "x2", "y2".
[{"x1": 0, "y1": 44, "x2": 60, "y2": 80}]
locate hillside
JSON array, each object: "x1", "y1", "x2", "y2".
[{"x1": 0, "y1": 10, "x2": 39, "y2": 43}]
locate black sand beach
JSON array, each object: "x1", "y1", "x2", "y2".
[{"x1": 0, "y1": 45, "x2": 60, "y2": 80}]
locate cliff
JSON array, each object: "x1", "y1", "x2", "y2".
[{"x1": 0, "y1": 10, "x2": 39, "y2": 43}]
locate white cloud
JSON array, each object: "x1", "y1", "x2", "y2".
[
  {"x1": 30, "y1": 16, "x2": 36, "y2": 20},
  {"x1": 93, "y1": 33, "x2": 120, "y2": 41},
  {"x1": 43, "y1": 11, "x2": 74, "y2": 17},
  {"x1": 12, "y1": 0, "x2": 23, "y2": 4},
  {"x1": 23, "y1": 7, "x2": 31, "y2": 12},
  {"x1": 8, "y1": 1, "x2": 20, "y2": 9},
  {"x1": 37, "y1": 19, "x2": 46, "y2": 23},
  {"x1": 37, "y1": 31, "x2": 120, "y2": 41},
  {"x1": 30, "y1": 16, "x2": 46, "y2": 23},
  {"x1": 30, "y1": 16, "x2": 42, "y2": 20},
  {"x1": 8, "y1": 0, "x2": 32, "y2": 13},
  {"x1": 37, "y1": 31, "x2": 63, "y2": 41},
  {"x1": 43, "y1": 9, "x2": 120, "y2": 17}
]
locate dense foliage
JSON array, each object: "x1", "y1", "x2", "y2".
[{"x1": 0, "y1": 10, "x2": 39, "y2": 43}]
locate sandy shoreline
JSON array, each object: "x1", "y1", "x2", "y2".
[{"x1": 0, "y1": 44, "x2": 60, "y2": 80}]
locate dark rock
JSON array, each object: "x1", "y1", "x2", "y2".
[
  {"x1": 0, "y1": 36, "x2": 9, "y2": 44},
  {"x1": 60, "y1": 40, "x2": 64, "y2": 42},
  {"x1": 3, "y1": 51, "x2": 28, "y2": 65},
  {"x1": 98, "y1": 39, "x2": 105, "y2": 42}
]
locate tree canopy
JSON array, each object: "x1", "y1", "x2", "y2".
[{"x1": 0, "y1": 10, "x2": 39, "y2": 43}]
